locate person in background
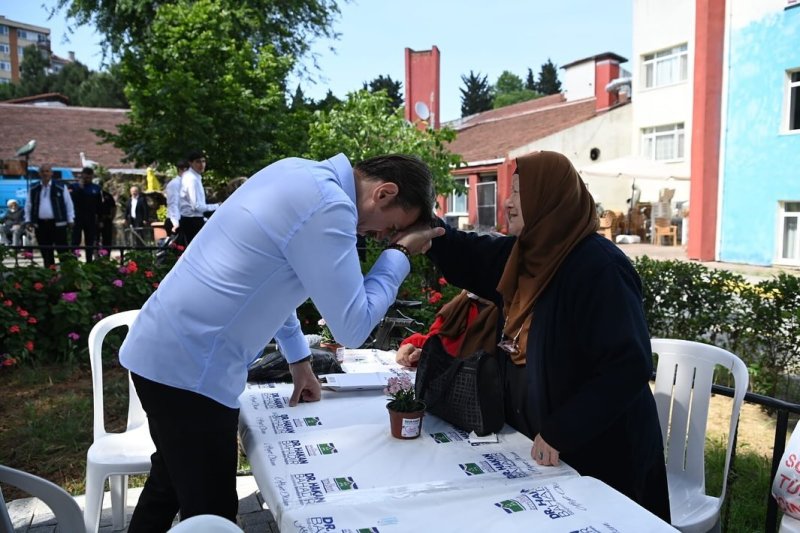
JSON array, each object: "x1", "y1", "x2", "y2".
[
  {"x1": 97, "y1": 180, "x2": 117, "y2": 248},
  {"x1": 24, "y1": 163, "x2": 74, "y2": 267},
  {"x1": 1, "y1": 199, "x2": 25, "y2": 247},
  {"x1": 120, "y1": 153, "x2": 443, "y2": 530},
  {"x1": 69, "y1": 167, "x2": 102, "y2": 262},
  {"x1": 179, "y1": 150, "x2": 218, "y2": 244},
  {"x1": 395, "y1": 290, "x2": 498, "y2": 366},
  {"x1": 426, "y1": 151, "x2": 670, "y2": 522},
  {"x1": 124, "y1": 185, "x2": 151, "y2": 247},
  {"x1": 164, "y1": 160, "x2": 189, "y2": 237}
]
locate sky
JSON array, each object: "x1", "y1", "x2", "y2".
[{"x1": 1, "y1": 0, "x2": 632, "y2": 123}]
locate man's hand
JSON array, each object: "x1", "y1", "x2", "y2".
[
  {"x1": 393, "y1": 225, "x2": 445, "y2": 255},
  {"x1": 396, "y1": 344, "x2": 421, "y2": 367},
  {"x1": 531, "y1": 433, "x2": 560, "y2": 466},
  {"x1": 288, "y1": 359, "x2": 322, "y2": 406}
]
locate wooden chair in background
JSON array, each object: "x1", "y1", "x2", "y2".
[{"x1": 653, "y1": 218, "x2": 678, "y2": 246}]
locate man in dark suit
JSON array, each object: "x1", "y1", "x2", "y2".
[
  {"x1": 69, "y1": 167, "x2": 102, "y2": 261},
  {"x1": 124, "y1": 185, "x2": 151, "y2": 247},
  {"x1": 23, "y1": 163, "x2": 75, "y2": 267}
]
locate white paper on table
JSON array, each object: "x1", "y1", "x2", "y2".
[
  {"x1": 339, "y1": 349, "x2": 404, "y2": 373},
  {"x1": 319, "y1": 372, "x2": 394, "y2": 390}
]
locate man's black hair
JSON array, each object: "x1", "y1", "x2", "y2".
[
  {"x1": 177, "y1": 159, "x2": 190, "y2": 171},
  {"x1": 81, "y1": 166, "x2": 95, "y2": 175},
  {"x1": 354, "y1": 154, "x2": 435, "y2": 224},
  {"x1": 186, "y1": 150, "x2": 205, "y2": 162}
]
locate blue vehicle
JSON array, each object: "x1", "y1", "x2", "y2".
[{"x1": 0, "y1": 164, "x2": 76, "y2": 218}]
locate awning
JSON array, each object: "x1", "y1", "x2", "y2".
[{"x1": 578, "y1": 156, "x2": 690, "y2": 181}]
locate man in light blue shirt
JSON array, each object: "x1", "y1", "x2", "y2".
[{"x1": 121, "y1": 153, "x2": 443, "y2": 531}]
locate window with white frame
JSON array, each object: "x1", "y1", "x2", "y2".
[
  {"x1": 17, "y1": 29, "x2": 40, "y2": 41},
  {"x1": 641, "y1": 123, "x2": 685, "y2": 161},
  {"x1": 448, "y1": 178, "x2": 468, "y2": 214},
  {"x1": 476, "y1": 177, "x2": 497, "y2": 229},
  {"x1": 0, "y1": 61, "x2": 10, "y2": 72},
  {"x1": 778, "y1": 202, "x2": 800, "y2": 264},
  {"x1": 0, "y1": 78, "x2": 9, "y2": 84},
  {"x1": 789, "y1": 70, "x2": 800, "y2": 131},
  {"x1": 0, "y1": 44, "x2": 8, "y2": 55},
  {"x1": 643, "y1": 44, "x2": 688, "y2": 89},
  {"x1": 0, "y1": 25, "x2": 8, "y2": 36}
]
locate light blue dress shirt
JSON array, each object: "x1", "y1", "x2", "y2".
[{"x1": 120, "y1": 154, "x2": 410, "y2": 408}]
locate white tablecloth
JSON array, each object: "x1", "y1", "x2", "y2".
[{"x1": 238, "y1": 382, "x2": 676, "y2": 532}]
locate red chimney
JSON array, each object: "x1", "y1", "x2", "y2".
[
  {"x1": 595, "y1": 58, "x2": 621, "y2": 111},
  {"x1": 404, "y1": 46, "x2": 440, "y2": 129}
]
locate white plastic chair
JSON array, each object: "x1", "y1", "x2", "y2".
[
  {"x1": 1, "y1": 464, "x2": 84, "y2": 532},
  {"x1": 781, "y1": 515, "x2": 800, "y2": 533},
  {"x1": 169, "y1": 514, "x2": 244, "y2": 532},
  {"x1": 651, "y1": 338, "x2": 749, "y2": 533},
  {"x1": 85, "y1": 309, "x2": 155, "y2": 532}
]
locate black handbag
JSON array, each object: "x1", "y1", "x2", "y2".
[{"x1": 414, "y1": 335, "x2": 504, "y2": 436}]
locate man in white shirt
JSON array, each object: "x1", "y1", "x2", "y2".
[
  {"x1": 121, "y1": 153, "x2": 443, "y2": 531},
  {"x1": 23, "y1": 164, "x2": 75, "y2": 267},
  {"x1": 178, "y1": 150, "x2": 218, "y2": 243},
  {"x1": 164, "y1": 160, "x2": 188, "y2": 236}
]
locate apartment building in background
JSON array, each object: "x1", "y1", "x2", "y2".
[{"x1": 0, "y1": 16, "x2": 52, "y2": 84}]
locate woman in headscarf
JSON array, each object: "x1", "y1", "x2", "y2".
[{"x1": 423, "y1": 151, "x2": 670, "y2": 522}]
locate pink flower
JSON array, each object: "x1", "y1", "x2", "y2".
[
  {"x1": 144, "y1": 270, "x2": 154, "y2": 278},
  {"x1": 113, "y1": 279, "x2": 124, "y2": 288},
  {"x1": 2, "y1": 357, "x2": 16, "y2": 367},
  {"x1": 8, "y1": 325, "x2": 20, "y2": 334},
  {"x1": 22, "y1": 251, "x2": 33, "y2": 259},
  {"x1": 92, "y1": 313, "x2": 104, "y2": 322},
  {"x1": 152, "y1": 282, "x2": 159, "y2": 289},
  {"x1": 24, "y1": 341, "x2": 34, "y2": 352},
  {"x1": 73, "y1": 249, "x2": 82, "y2": 257},
  {"x1": 118, "y1": 265, "x2": 129, "y2": 274},
  {"x1": 18, "y1": 309, "x2": 28, "y2": 318},
  {"x1": 27, "y1": 317, "x2": 37, "y2": 324},
  {"x1": 14, "y1": 282, "x2": 21, "y2": 289},
  {"x1": 33, "y1": 282, "x2": 44, "y2": 291},
  {"x1": 98, "y1": 248, "x2": 109, "y2": 257},
  {"x1": 438, "y1": 277, "x2": 447, "y2": 286},
  {"x1": 61, "y1": 292, "x2": 78, "y2": 303},
  {"x1": 3, "y1": 299, "x2": 13, "y2": 307},
  {"x1": 67, "y1": 332, "x2": 80, "y2": 341}
]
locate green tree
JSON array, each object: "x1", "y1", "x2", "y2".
[
  {"x1": 50, "y1": 61, "x2": 91, "y2": 103},
  {"x1": 312, "y1": 89, "x2": 341, "y2": 113},
  {"x1": 362, "y1": 74, "x2": 403, "y2": 110},
  {"x1": 535, "y1": 58, "x2": 562, "y2": 95},
  {"x1": 493, "y1": 70, "x2": 539, "y2": 109},
  {"x1": 459, "y1": 71, "x2": 493, "y2": 117},
  {"x1": 54, "y1": 0, "x2": 340, "y2": 61},
  {"x1": 305, "y1": 90, "x2": 462, "y2": 198},
  {"x1": 18, "y1": 45, "x2": 51, "y2": 96},
  {"x1": 525, "y1": 68, "x2": 536, "y2": 91},
  {"x1": 77, "y1": 66, "x2": 128, "y2": 108},
  {"x1": 98, "y1": 0, "x2": 293, "y2": 182}
]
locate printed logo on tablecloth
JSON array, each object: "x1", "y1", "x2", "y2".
[
  {"x1": 305, "y1": 442, "x2": 339, "y2": 456},
  {"x1": 297, "y1": 518, "x2": 380, "y2": 533},
  {"x1": 430, "y1": 429, "x2": 470, "y2": 443},
  {"x1": 268, "y1": 413, "x2": 324, "y2": 434},
  {"x1": 459, "y1": 453, "x2": 530, "y2": 479},
  {"x1": 290, "y1": 473, "x2": 359, "y2": 504},
  {"x1": 261, "y1": 392, "x2": 289, "y2": 409},
  {"x1": 568, "y1": 527, "x2": 602, "y2": 533},
  {"x1": 494, "y1": 486, "x2": 574, "y2": 520},
  {"x1": 278, "y1": 440, "x2": 310, "y2": 464}
]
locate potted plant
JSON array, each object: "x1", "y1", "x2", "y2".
[
  {"x1": 384, "y1": 370, "x2": 425, "y2": 439},
  {"x1": 317, "y1": 318, "x2": 343, "y2": 353}
]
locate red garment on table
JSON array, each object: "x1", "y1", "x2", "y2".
[{"x1": 399, "y1": 303, "x2": 480, "y2": 357}]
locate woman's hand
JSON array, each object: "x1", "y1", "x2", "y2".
[
  {"x1": 531, "y1": 433, "x2": 560, "y2": 466},
  {"x1": 393, "y1": 224, "x2": 445, "y2": 255},
  {"x1": 396, "y1": 344, "x2": 421, "y2": 367}
]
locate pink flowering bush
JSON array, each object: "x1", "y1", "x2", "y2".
[
  {"x1": 0, "y1": 248, "x2": 178, "y2": 366},
  {"x1": 384, "y1": 370, "x2": 423, "y2": 412}
]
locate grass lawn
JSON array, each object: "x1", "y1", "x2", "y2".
[{"x1": 0, "y1": 361, "x2": 788, "y2": 531}]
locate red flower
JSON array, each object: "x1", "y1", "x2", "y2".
[
  {"x1": 438, "y1": 277, "x2": 447, "y2": 286},
  {"x1": 18, "y1": 309, "x2": 29, "y2": 318},
  {"x1": 9, "y1": 325, "x2": 20, "y2": 334},
  {"x1": 126, "y1": 261, "x2": 139, "y2": 274},
  {"x1": 2, "y1": 357, "x2": 16, "y2": 367},
  {"x1": 28, "y1": 317, "x2": 37, "y2": 324},
  {"x1": 144, "y1": 270, "x2": 154, "y2": 278},
  {"x1": 33, "y1": 282, "x2": 44, "y2": 291},
  {"x1": 152, "y1": 282, "x2": 160, "y2": 289},
  {"x1": 428, "y1": 291, "x2": 443, "y2": 304},
  {"x1": 3, "y1": 300, "x2": 12, "y2": 307},
  {"x1": 14, "y1": 282, "x2": 21, "y2": 289},
  {"x1": 24, "y1": 341, "x2": 34, "y2": 352}
]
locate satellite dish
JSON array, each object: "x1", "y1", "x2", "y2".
[
  {"x1": 414, "y1": 101, "x2": 430, "y2": 121},
  {"x1": 16, "y1": 139, "x2": 36, "y2": 157}
]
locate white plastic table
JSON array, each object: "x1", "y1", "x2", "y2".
[{"x1": 238, "y1": 382, "x2": 676, "y2": 532}]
